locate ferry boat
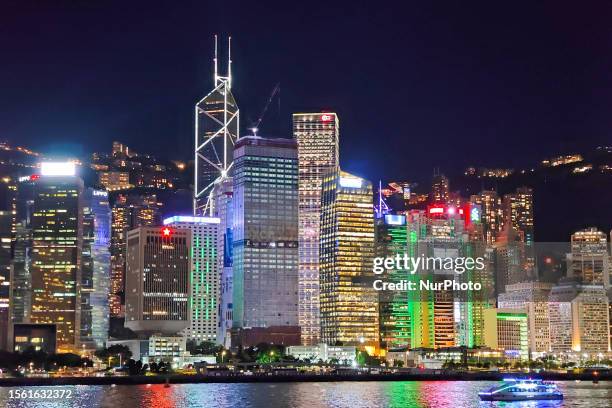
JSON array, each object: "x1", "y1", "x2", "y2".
[{"x1": 479, "y1": 378, "x2": 563, "y2": 401}]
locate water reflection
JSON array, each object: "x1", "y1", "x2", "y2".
[{"x1": 0, "y1": 381, "x2": 609, "y2": 408}]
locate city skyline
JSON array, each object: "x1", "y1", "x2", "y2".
[{"x1": 0, "y1": 5, "x2": 611, "y2": 402}]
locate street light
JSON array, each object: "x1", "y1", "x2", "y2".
[{"x1": 221, "y1": 350, "x2": 227, "y2": 364}]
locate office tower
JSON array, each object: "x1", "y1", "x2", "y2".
[
  {"x1": 211, "y1": 177, "x2": 234, "y2": 346},
  {"x1": 30, "y1": 163, "x2": 83, "y2": 352},
  {"x1": 0, "y1": 211, "x2": 12, "y2": 350},
  {"x1": 484, "y1": 308, "x2": 529, "y2": 360},
  {"x1": 470, "y1": 191, "x2": 503, "y2": 244},
  {"x1": 9, "y1": 176, "x2": 36, "y2": 329},
  {"x1": 457, "y1": 225, "x2": 496, "y2": 348},
  {"x1": 567, "y1": 228, "x2": 610, "y2": 288},
  {"x1": 376, "y1": 214, "x2": 410, "y2": 349},
  {"x1": 430, "y1": 172, "x2": 449, "y2": 203},
  {"x1": 293, "y1": 112, "x2": 339, "y2": 345},
  {"x1": 194, "y1": 36, "x2": 239, "y2": 215},
  {"x1": 503, "y1": 187, "x2": 534, "y2": 245},
  {"x1": 320, "y1": 171, "x2": 378, "y2": 347},
  {"x1": 81, "y1": 188, "x2": 111, "y2": 350},
  {"x1": 492, "y1": 224, "x2": 532, "y2": 296},
  {"x1": 498, "y1": 281, "x2": 553, "y2": 354},
  {"x1": 125, "y1": 226, "x2": 190, "y2": 335},
  {"x1": 413, "y1": 203, "x2": 494, "y2": 349},
  {"x1": 110, "y1": 193, "x2": 162, "y2": 318},
  {"x1": 163, "y1": 215, "x2": 220, "y2": 342},
  {"x1": 548, "y1": 278, "x2": 610, "y2": 354},
  {"x1": 231, "y1": 136, "x2": 299, "y2": 342}
]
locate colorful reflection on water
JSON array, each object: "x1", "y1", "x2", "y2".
[{"x1": 0, "y1": 381, "x2": 609, "y2": 408}]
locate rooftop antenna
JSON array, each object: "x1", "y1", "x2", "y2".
[
  {"x1": 375, "y1": 180, "x2": 390, "y2": 218},
  {"x1": 228, "y1": 36, "x2": 232, "y2": 89},
  {"x1": 214, "y1": 34, "x2": 218, "y2": 83}
]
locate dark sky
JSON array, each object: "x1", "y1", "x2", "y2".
[{"x1": 2, "y1": 1, "x2": 612, "y2": 185}]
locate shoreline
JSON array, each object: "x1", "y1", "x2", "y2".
[{"x1": 0, "y1": 372, "x2": 609, "y2": 386}]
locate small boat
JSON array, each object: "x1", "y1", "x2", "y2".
[{"x1": 479, "y1": 378, "x2": 563, "y2": 401}]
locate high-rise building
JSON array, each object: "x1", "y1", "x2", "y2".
[
  {"x1": 211, "y1": 177, "x2": 234, "y2": 347},
  {"x1": 81, "y1": 188, "x2": 111, "y2": 350},
  {"x1": 30, "y1": 164, "x2": 83, "y2": 352},
  {"x1": 548, "y1": 278, "x2": 610, "y2": 355},
  {"x1": 320, "y1": 171, "x2": 378, "y2": 347},
  {"x1": 231, "y1": 136, "x2": 299, "y2": 342},
  {"x1": 430, "y1": 172, "x2": 449, "y2": 204},
  {"x1": 498, "y1": 281, "x2": 553, "y2": 354},
  {"x1": 9, "y1": 175, "x2": 36, "y2": 344},
  {"x1": 194, "y1": 36, "x2": 239, "y2": 215},
  {"x1": 567, "y1": 228, "x2": 610, "y2": 288},
  {"x1": 0, "y1": 211, "x2": 12, "y2": 351},
  {"x1": 125, "y1": 226, "x2": 190, "y2": 335},
  {"x1": 376, "y1": 214, "x2": 411, "y2": 349},
  {"x1": 492, "y1": 224, "x2": 532, "y2": 296},
  {"x1": 484, "y1": 308, "x2": 529, "y2": 360},
  {"x1": 405, "y1": 204, "x2": 494, "y2": 349},
  {"x1": 503, "y1": 187, "x2": 534, "y2": 245},
  {"x1": 470, "y1": 191, "x2": 503, "y2": 244},
  {"x1": 293, "y1": 112, "x2": 339, "y2": 345},
  {"x1": 163, "y1": 215, "x2": 220, "y2": 342},
  {"x1": 110, "y1": 193, "x2": 162, "y2": 318}
]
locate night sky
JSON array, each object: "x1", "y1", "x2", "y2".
[{"x1": 3, "y1": 1, "x2": 612, "y2": 185}]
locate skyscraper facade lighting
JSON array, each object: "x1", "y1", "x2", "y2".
[{"x1": 293, "y1": 112, "x2": 339, "y2": 346}]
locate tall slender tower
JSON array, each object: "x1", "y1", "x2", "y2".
[
  {"x1": 195, "y1": 36, "x2": 239, "y2": 215},
  {"x1": 293, "y1": 112, "x2": 339, "y2": 345}
]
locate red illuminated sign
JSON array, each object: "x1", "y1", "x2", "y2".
[
  {"x1": 320, "y1": 114, "x2": 333, "y2": 122},
  {"x1": 30, "y1": 174, "x2": 40, "y2": 181},
  {"x1": 162, "y1": 227, "x2": 172, "y2": 237}
]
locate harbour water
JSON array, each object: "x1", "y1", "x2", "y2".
[{"x1": 0, "y1": 381, "x2": 609, "y2": 407}]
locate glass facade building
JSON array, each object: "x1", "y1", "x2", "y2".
[
  {"x1": 231, "y1": 136, "x2": 299, "y2": 330},
  {"x1": 319, "y1": 170, "x2": 378, "y2": 346},
  {"x1": 30, "y1": 175, "x2": 83, "y2": 352},
  {"x1": 81, "y1": 188, "x2": 111, "y2": 350},
  {"x1": 163, "y1": 216, "x2": 220, "y2": 342},
  {"x1": 293, "y1": 112, "x2": 339, "y2": 345}
]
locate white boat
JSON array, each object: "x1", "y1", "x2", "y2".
[{"x1": 479, "y1": 378, "x2": 563, "y2": 401}]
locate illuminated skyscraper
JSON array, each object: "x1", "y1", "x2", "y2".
[
  {"x1": 195, "y1": 36, "x2": 239, "y2": 215},
  {"x1": 376, "y1": 214, "x2": 411, "y2": 349},
  {"x1": 431, "y1": 172, "x2": 449, "y2": 204},
  {"x1": 125, "y1": 226, "x2": 190, "y2": 335},
  {"x1": 405, "y1": 203, "x2": 494, "y2": 349},
  {"x1": 163, "y1": 216, "x2": 220, "y2": 342},
  {"x1": 567, "y1": 228, "x2": 610, "y2": 288},
  {"x1": 470, "y1": 190, "x2": 503, "y2": 244},
  {"x1": 231, "y1": 136, "x2": 299, "y2": 341},
  {"x1": 503, "y1": 187, "x2": 534, "y2": 245},
  {"x1": 492, "y1": 224, "x2": 532, "y2": 297},
  {"x1": 109, "y1": 193, "x2": 162, "y2": 318},
  {"x1": 211, "y1": 177, "x2": 234, "y2": 346},
  {"x1": 81, "y1": 188, "x2": 111, "y2": 349},
  {"x1": 30, "y1": 164, "x2": 83, "y2": 352},
  {"x1": 320, "y1": 171, "x2": 378, "y2": 347},
  {"x1": 293, "y1": 112, "x2": 339, "y2": 345}
]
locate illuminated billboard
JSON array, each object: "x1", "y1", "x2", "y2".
[{"x1": 40, "y1": 162, "x2": 76, "y2": 176}]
